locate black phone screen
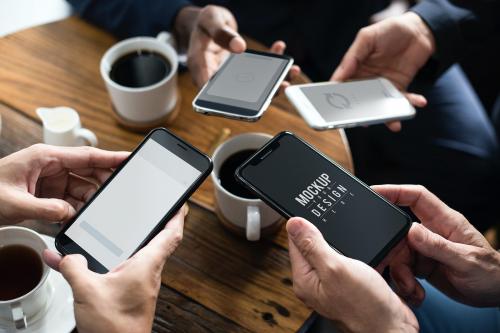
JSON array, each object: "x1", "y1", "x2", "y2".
[{"x1": 238, "y1": 133, "x2": 410, "y2": 265}]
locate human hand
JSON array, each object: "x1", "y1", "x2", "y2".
[
  {"x1": 178, "y1": 5, "x2": 246, "y2": 87},
  {"x1": 332, "y1": 12, "x2": 435, "y2": 132},
  {"x1": 43, "y1": 206, "x2": 187, "y2": 333},
  {"x1": 0, "y1": 144, "x2": 128, "y2": 225},
  {"x1": 374, "y1": 185, "x2": 500, "y2": 307},
  {"x1": 287, "y1": 217, "x2": 418, "y2": 333},
  {"x1": 175, "y1": 5, "x2": 300, "y2": 88}
]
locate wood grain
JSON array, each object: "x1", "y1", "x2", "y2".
[
  {"x1": 0, "y1": 17, "x2": 354, "y2": 332},
  {"x1": 0, "y1": 17, "x2": 353, "y2": 214},
  {"x1": 0, "y1": 102, "x2": 309, "y2": 332}
]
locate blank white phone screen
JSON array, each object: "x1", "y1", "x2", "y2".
[
  {"x1": 300, "y1": 80, "x2": 401, "y2": 122},
  {"x1": 65, "y1": 139, "x2": 200, "y2": 270}
]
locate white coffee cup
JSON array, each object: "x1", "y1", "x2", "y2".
[
  {"x1": 212, "y1": 133, "x2": 282, "y2": 241},
  {"x1": 0, "y1": 227, "x2": 52, "y2": 330},
  {"x1": 36, "y1": 107, "x2": 98, "y2": 147},
  {"x1": 100, "y1": 32, "x2": 179, "y2": 124}
]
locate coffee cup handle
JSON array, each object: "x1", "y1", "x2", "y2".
[
  {"x1": 156, "y1": 31, "x2": 176, "y2": 48},
  {"x1": 246, "y1": 206, "x2": 261, "y2": 241},
  {"x1": 11, "y1": 302, "x2": 27, "y2": 329},
  {"x1": 75, "y1": 128, "x2": 98, "y2": 147}
]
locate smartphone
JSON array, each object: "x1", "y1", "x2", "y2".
[
  {"x1": 55, "y1": 128, "x2": 212, "y2": 273},
  {"x1": 285, "y1": 78, "x2": 415, "y2": 130},
  {"x1": 192, "y1": 50, "x2": 294, "y2": 121},
  {"x1": 235, "y1": 132, "x2": 411, "y2": 266}
]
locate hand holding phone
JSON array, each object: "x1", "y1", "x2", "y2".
[
  {"x1": 285, "y1": 78, "x2": 415, "y2": 130},
  {"x1": 56, "y1": 128, "x2": 212, "y2": 273},
  {"x1": 236, "y1": 132, "x2": 411, "y2": 266}
]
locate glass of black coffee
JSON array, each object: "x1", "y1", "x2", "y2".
[
  {"x1": 0, "y1": 244, "x2": 44, "y2": 301},
  {"x1": 109, "y1": 50, "x2": 172, "y2": 88},
  {"x1": 219, "y1": 149, "x2": 258, "y2": 199}
]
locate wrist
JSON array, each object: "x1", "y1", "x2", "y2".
[
  {"x1": 173, "y1": 5, "x2": 201, "y2": 51},
  {"x1": 405, "y1": 11, "x2": 436, "y2": 55}
]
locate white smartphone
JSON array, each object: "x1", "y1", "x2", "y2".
[
  {"x1": 285, "y1": 78, "x2": 415, "y2": 130},
  {"x1": 192, "y1": 50, "x2": 294, "y2": 122}
]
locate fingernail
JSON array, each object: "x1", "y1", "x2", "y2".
[
  {"x1": 412, "y1": 224, "x2": 425, "y2": 243},
  {"x1": 286, "y1": 219, "x2": 302, "y2": 238}
]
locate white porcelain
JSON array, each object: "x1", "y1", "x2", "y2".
[
  {"x1": 0, "y1": 227, "x2": 51, "y2": 330},
  {"x1": 36, "y1": 107, "x2": 97, "y2": 147},
  {"x1": 100, "y1": 32, "x2": 179, "y2": 123},
  {"x1": 0, "y1": 233, "x2": 75, "y2": 333},
  {"x1": 212, "y1": 133, "x2": 281, "y2": 241}
]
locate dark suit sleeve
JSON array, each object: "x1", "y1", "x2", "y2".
[
  {"x1": 67, "y1": 0, "x2": 191, "y2": 38},
  {"x1": 410, "y1": 0, "x2": 500, "y2": 78}
]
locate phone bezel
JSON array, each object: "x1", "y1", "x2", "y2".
[
  {"x1": 55, "y1": 128, "x2": 213, "y2": 273},
  {"x1": 235, "y1": 131, "x2": 411, "y2": 267},
  {"x1": 192, "y1": 49, "x2": 294, "y2": 122},
  {"x1": 285, "y1": 78, "x2": 416, "y2": 130}
]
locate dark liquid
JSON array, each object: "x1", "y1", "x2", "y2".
[
  {"x1": 219, "y1": 150, "x2": 257, "y2": 199},
  {"x1": 109, "y1": 50, "x2": 171, "y2": 88},
  {"x1": 0, "y1": 245, "x2": 43, "y2": 301}
]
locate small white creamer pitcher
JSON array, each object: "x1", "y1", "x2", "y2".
[{"x1": 36, "y1": 107, "x2": 98, "y2": 147}]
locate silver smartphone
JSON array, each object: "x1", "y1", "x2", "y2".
[
  {"x1": 285, "y1": 78, "x2": 416, "y2": 130},
  {"x1": 192, "y1": 50, "x2": 294, "y2": 122}
]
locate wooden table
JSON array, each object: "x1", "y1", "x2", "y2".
[{"x1": 0, "y1": 17, "x2": 353, "y2": 333}]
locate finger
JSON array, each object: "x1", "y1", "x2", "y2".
[
  {"x1": 404, "y1": 92, "x2": 427, "y2": 108},
  {"x1": 42, "y1": 249, "x2": 63, "y2": 271},
  {"x1": 286, "y1": 217, "x2": 338, "y2": 274},
  {"x1": 371, "y1": 185, "x2": 457, "y2": 231},
  {"x1": 385, "y1": 121, "x2": 402, "y2": 132},
  {"x1": 16, "y1": 191, "x2": 76, "y2": 222},
  {"x1": 70, "y1": 168, "x2": 114, "y2": 184},
  {"x1": 58, "y1": 254, "x2": 94, "y2": 288},
  {"x1": 331, "y1": 28, "x2": 375, "y2": 81},
  {"x1": 35, "y1": 145, "x2": 128, "y2": 176},
  {"x1": 66, "y1": 175, "x2": 98, "y2": 202},
  {"x1": 390, "y1": 263, "x2": 424, "y2": 305},
  {"x1": 408, "y1": 223, "x2": 471, "y2": 271},
  {"x1": 134, "y1": 207, "x2": 186, "y2": 265},
  {"x1": 63, "y1": 194, "x2": 85, "y2": 212},
  {"x1": 270, "y1": 40, "x2": 286, "y2": 55},
  {"x1": 288, "y1": 235, "x2": 315, "y2": 280},
  {"x1": 198, "y1": 7, "x2": 246, "y2": 52},
  {"x1": 288, "y1": 65, "x2": 301, "y2": 79},
  {"x1": 277, "y1": 81, "x2": 291, "y2": 96}
]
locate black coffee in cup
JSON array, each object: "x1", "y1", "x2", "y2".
[
  {"x1": 0, "y1": 245, "x2": 43, "y2": 301},
  {"x1": 109, "y1": 50, "x2": 171, "y2": 88},
  {"x1": 219, "y1": 149, "x2": 257, "y2": 199}
]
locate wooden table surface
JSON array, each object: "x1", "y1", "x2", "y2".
[{"x1": 0, "y1": 17, "x2": 353, "y2": 333}]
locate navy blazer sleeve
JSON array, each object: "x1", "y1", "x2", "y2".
[
  {"x1": 67, "y1": 0, "x2": 191, "y2": 38},
  {"x1": 410, "y1": 0, "x2": 500, "y2": 77}
]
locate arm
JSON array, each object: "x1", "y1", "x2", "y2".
[
  {"x1": 410, "y1": 0, "x2": 500, "y2": 77},
  {"x1": 66, "y1": 0, "x2": 191, "y2": 38}
]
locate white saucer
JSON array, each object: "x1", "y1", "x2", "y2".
[{"x1": 0, "y1": 235, "x2": 75, "y2": 333}]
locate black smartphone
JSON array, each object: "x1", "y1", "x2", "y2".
[
  {"x1": 55, "y1": 128, "x2": 212, "y2": 273},
  {"x1": 192, "y1": 49, "x2": 294, "y2": 121},
  {"x1": 235, "y1": 132, "x2": 411, "y2": 266}
]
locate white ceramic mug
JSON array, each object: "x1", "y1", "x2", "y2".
[
  {"x1": 36, "y1": 107, "x2": 98, "y2": 147},
  {"x1": 0, "y1": 227, "x2": 52, "y2": 330},
  {"x1": 212, "y1": 133, "x2": 282, "y2": 241},
  {"x1": 100, "y1": 32, "x2": 179, "y2": 124}
]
